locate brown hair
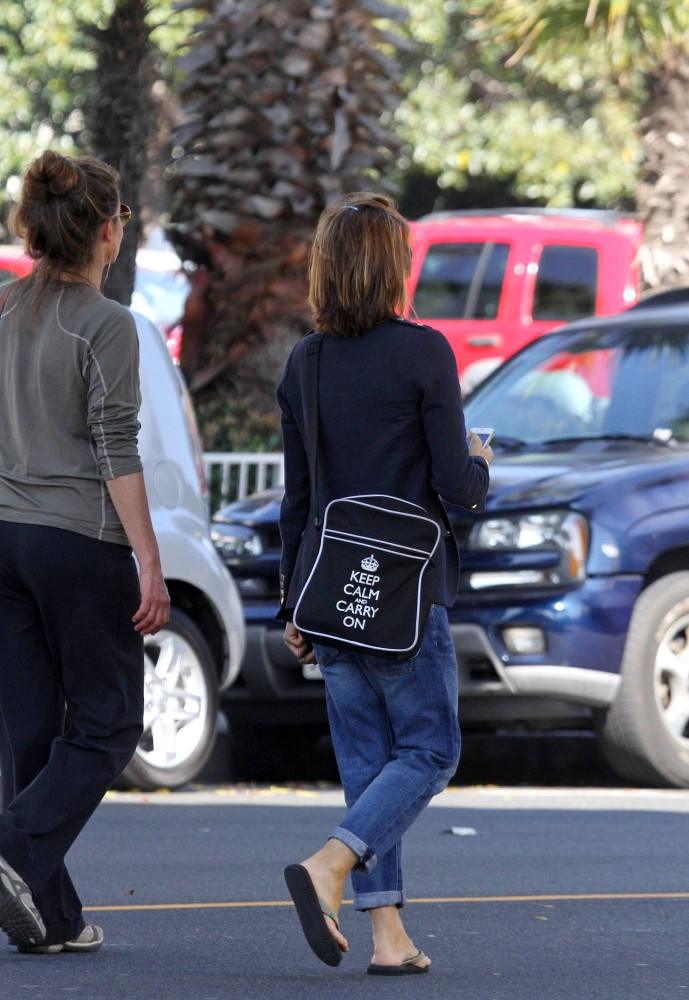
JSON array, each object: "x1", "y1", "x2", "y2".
[
  {"x1": 308, "y1": 193, "x2": 412, "y2": 338},
  {"x1": 10, "y1": 150, "x2": 120, "y2": 283}
]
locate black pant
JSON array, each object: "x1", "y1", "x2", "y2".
[{"x1": 0, "y1": 521, "x2": 143, "y2": 945}]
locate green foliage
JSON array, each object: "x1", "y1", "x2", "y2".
[
  {"x1": 196, "y1": 392, "x2": 282, "y2": 454},
  {"x1": 0, "y1": 0, "x2": 650, "y2": 222},
  {"x1": 0, "y1": 0, "x2": 104, "y2": 201},
  {"x1": 470, "y1": 0, "x2": 689, "y2": 73},
  {"x1": 0, "y1": 0, "x2": 199, "y2": 216},
  {"x1": 467, "y1": 0, "x2": 689, "y2": 292},
  {"x1": 390, "y1": 0, "x2": 642, "y2": 207}
]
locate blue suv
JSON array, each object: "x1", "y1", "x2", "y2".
[{"x1": 212, "y1": 300, "x2": 689, "y2": 787}]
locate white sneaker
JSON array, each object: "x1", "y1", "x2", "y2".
[
  {"x1": 0, "y1": 853, "x2": 46, "y2": 948},
  {"x1": 18, "y1": 922, "x2": 104, "y2": 955},
  {"x1": 64, "y1": 923, "x2": 104, "y2": 953}
]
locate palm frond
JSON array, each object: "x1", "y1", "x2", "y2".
[{"x1": 472, "y1": 0, "x2": 689, "y2": 73}]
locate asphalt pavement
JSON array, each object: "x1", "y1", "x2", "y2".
[{"x1": 1, "y1": 784, "x2": 688, "y2": 1000}]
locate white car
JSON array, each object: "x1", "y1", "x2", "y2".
[
  {"x1": 130, "y1": 247, "x2": 190, "y2": 362},
  {"x1": 119, "y1": 311, "x2": 245, "y2": 789}
]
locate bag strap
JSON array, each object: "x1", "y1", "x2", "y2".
[{"x1": 304, "y1": 333, "x2": 324, "y2": 528}]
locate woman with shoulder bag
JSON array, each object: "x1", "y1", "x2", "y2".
[
  {"x1": 0, "y1": 151, "x2": 169, "y2": 954},
  {"x1": 278, "y1": 193, "x2": 493, "y2": 974}
]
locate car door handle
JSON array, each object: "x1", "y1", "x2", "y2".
[{"x1": 468, "y1": 335, "x2": 501, "y2": 347}]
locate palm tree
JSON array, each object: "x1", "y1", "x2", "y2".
[
  {"x1": 167, "y1": 0, "x2": 406, "y2": 450},
  {"x1": 471, "y1": 0, "x2": 689, "y2": 291}
]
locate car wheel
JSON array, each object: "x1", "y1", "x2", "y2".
[
  {"x1": 117, "y1": 608, "x2": 219, "y2": 790},
  {"x1": 598, "y1": 572, "x2": 689, "y2": 787}
]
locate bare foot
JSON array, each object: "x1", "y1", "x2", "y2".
[
  {"x1": 369, "y1": 905, "x2": 431, "y2": 969},
  {"x1": 301, "y1": 855, "x2": 350, "y2": 954},
  {"x1": 371, "y1": 945, "x2": 431, "y2": 970}
]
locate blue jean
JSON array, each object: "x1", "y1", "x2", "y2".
[{"x1": 313, "y1": 604, "x2": 460, "y2": 912}]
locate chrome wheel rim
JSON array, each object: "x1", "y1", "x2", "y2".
[
  {"x1": 140, "y1": 629, "x2": 210, "y2": 770},
  {"x1": 654, "y1": 610, "x2": 689, "y2": 748}
]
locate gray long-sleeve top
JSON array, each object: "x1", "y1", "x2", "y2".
[{"x1": 0, "y1": 280, "x2": 142, "y2": 546}]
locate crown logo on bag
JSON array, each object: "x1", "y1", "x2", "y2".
[{"x1": 361, "y1": 554, "x2": 379, "y2": 572}]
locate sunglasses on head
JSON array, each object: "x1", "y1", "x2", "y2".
[{"x1": 114, "y1": 204, "x2": 132, "y2": 227}]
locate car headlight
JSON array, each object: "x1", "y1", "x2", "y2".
[
  {"x1": 466, "y1": 511, "x2": 589, "y2": 588},
  {"x1": 210, "y1": 522, "x2": 263, "y2": 562}
]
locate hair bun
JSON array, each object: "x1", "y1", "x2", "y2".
[{"x1": 27, "y1": 150, "x2": 85, "y2": 199}]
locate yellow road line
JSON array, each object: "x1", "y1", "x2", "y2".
[{"x1": 84, "y1": 891, "x2": 689, "y2": 913}]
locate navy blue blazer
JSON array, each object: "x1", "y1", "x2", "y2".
[{"x1": 276, "y1": 318, "x2": 490, "y2": 615}]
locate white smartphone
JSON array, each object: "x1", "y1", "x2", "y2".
[{"x1": 468, "y1": 426, "x2": 494, "y2": 448}]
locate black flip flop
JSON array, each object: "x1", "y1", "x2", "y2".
[
  {"x1": 284, "y1": 863, "x2": 342, "y2": 967},
  {"x1": 367, "y1": 950, "x2": 430, "y2": 976}
]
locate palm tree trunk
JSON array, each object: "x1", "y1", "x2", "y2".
[
  {"x1": 167, "y1": 0, "x2": 406, "y2": 449},
  {"x1": 636, "y1": 49, "x2": 689, "y2": 291},
  {"x1": 81, "y1": 0, "x2": 157, "y2": 305}
]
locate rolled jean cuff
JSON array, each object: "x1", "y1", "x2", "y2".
[
  {"x1": 329, "y1": 826, "x2": 376, "y2": 874},
  {"x1": 353, "y1": 889, "x2": 405, "y2": 912}
]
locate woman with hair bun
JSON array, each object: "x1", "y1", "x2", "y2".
[{"x1": 0, "y1": 151, "x2": 169, "y2": 955}]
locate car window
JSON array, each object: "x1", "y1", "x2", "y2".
[
  {"x1": 465, "y1": 321, "x2": 689, "y2": 444},
  {"x1": 412, "y1": 242, "x2": 509, "y2": 320},
  {"x1": 532, "y1": 245, "x2": 598, "y2": 321},
  {"x1": 473, "y1": 244, "x2": 510, "y2": 319}
]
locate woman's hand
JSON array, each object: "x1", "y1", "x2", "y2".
[
  {"x1": 467, "y1": 429, "x2": 494, "y2": 465},
  {"x1": 283, "y1": 622, "x2": 317, "y2": 664},
  {"x1": 105, "y1": 471, "x2": 171, "y2": 634},
  {"x1": 133, "y1": 565, "x2": 170, "y2": 635}
]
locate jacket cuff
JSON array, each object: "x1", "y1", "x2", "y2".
[{"x1": 275, "y1": 574, "x2": 293, "y2": 622}]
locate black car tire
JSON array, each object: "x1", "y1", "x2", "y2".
[
  {"x1": 117, "y1": 608, "x2": 219, "y2": 791},
  {"x1": 598, "y1": 572, "x2": 689, "y2": 787}
]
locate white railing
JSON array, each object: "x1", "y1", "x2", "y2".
[{"x1": 203, "y1": 451, "x2": 284, "y2": 510}]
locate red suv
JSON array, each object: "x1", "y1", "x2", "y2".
[{"x1": 407, "y1": 210, "x2": 642, "y2": 391}]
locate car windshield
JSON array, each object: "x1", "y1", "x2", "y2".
[{"x1": 464, "y1": 317, "x2": 689, "y2": 445}]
